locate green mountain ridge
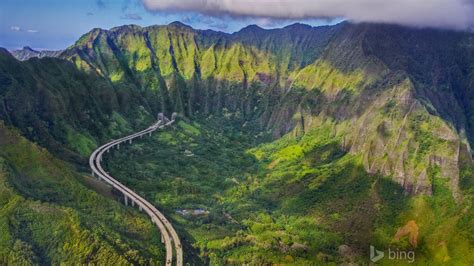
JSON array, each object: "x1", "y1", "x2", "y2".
[
  {"x1": 0, "y1": 47, "x2": 160, "y2": 164},
  {"x1": 59, "y1": 21, "x2": 474, "y2": 198}
]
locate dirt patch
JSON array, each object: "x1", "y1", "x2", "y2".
[{"x1": 394, "y1": 220, "x2": 419, "y2": 248}]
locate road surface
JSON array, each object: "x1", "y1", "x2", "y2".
[{"x1": 89, "y1": 117, "x2": 183, "y2": 266}]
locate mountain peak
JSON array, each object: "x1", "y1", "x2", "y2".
[
  {"x1": 10, "y1": 46, "x2": 61, "y2": 61},
  {"x1": 238, "y1": 24, "x2": 264, "y2": 33},
  {"x1": 110, "y1": 24, "x2": 143, "y2": 33},
  {"x1": 168, "y1": 21, "x2": 193, "y2": 30},
  {"x1": 22, "y1": 46, "x2": 37, "y2": 52},
  {"x1": 283, "y1": 23, "x2": 313, "y2": 30}
]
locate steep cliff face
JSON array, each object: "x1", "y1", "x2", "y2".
[
  {"x1": 59, "y1": 22, "x2": 474, "y2": 197},
  {"x1": 286, "y1": 24, "x2": 473, "y2": 198},
  {"x1": 61, "y1": 22, "x2": 341, "y2": 120}
]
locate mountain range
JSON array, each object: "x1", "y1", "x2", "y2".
[
  {"x1": 1, "y1": 21, "x2": 473, "y2": 264},
  {"x1": 10, "y1": 47, "x2": 62, "y2": 61}
]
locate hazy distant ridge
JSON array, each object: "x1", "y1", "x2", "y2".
[{"x1": 10, "y1": 46, "x2": 62, "y2": 61}]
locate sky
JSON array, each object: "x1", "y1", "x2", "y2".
[{"x1": 1, "y1": 0, "x2": 473, "y2": 50}]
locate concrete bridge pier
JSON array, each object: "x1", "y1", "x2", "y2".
[
  {"x1": 131, "y1": 200, "x2": 135, "y2": 207},
  {"x1": 161, "y1": 234, "x2": 164, "y2": 243},
  {"x1": 129, "y1": 139, "x2": 132, "y2": 144},
  {"x1": 139, "y1": 205, "x2": 142, "y2": 211},
  {"x1": 124, "y1": 195, "x2": 128, "y2": 206},
  {"x1": 117, "y1": 143, "x2": 120, "y2": 150}
]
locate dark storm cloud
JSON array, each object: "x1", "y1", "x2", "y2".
[{"x1": 140, "y1": 0, "x2": 474, "y2": 30}]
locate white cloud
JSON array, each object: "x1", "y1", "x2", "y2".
[
  {"x1": 10, "y1": 26, "x2": 22, "y2": 31},
  {"x1": 141, "y1": 0, "x2": 474, "y2": 30},
  {"x1": 27, "y1": 29, "x2": 39, "y2": 33}
]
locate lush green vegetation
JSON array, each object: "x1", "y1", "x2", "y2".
[
  {"x1": 105, "y1": 117, "x2": 474, "y2": 264},
  {"x1": 0, "y1": 48, "x2": 158, "y2": 164},
  {"x1": 0, "y1": 123, "x2": 164, "y2": 265}
]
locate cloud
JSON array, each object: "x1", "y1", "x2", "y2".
[
  {"x1": 254, "y1": 17, "x2": 283, "y2": 28},
  {"x1": 121, "y1": 13, "x2": 143, "y2": 20},
  {"x1": 10, "y1": 26, "x2": 22, "y2": 32},
  {"x1": 87, "y1": 12, "x2": 94, "y2": 16},
  {"x1": 10, "y1": 26, "x2": 39, "y2": 33},
  {"x1": 140, "y1": 0, "x2": 474, "y2": 30}
]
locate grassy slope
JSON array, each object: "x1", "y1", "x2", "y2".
[{"x1": 0, "y1": 122, "x2": 164, "y2": 265}]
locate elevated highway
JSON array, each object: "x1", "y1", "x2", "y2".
[{"x1": 89, "y1": 115, "x2": 183, "y2": 266}]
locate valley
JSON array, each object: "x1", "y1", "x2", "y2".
[
  {"x1": 105, "y1": 116, "x2": 473, "y2": 264},
  {"x1": 0, "y1": 19, "x2": 474, "y2": 264}
]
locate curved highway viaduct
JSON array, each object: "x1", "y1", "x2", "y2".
[{"x1": 89, "y1": 114, "x2": 183, "y2": 266}]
